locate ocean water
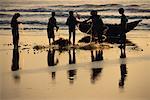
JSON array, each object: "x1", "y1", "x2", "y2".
[{"x1": 0, "y1": 0, "x2": 150, "y2": 31}]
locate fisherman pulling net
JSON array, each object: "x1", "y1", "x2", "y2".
[{"x1": 76, "y1": 10, "x2": 108, "y2": 43}]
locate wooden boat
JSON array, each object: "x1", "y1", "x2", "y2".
[{"x1": 78, "y1": 20, "x2": 142, "y2": 43}]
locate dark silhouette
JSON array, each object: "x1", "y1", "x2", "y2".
[
  {"x1": 11, "y1": 47, "x2": 19, "y2": 71},
  {"x1": 11, "y1": 13, "x2": 21, "y2": 48},
  {"x1": 119, "y1": 59, "x2": 127, "y2": 88},
  {"x1": 91, "y1": 50, "x2": 103, "y2": 62},
  {"x1": 47, "y1": 49, "x2": 59, "y2": 80},
  {"x1": 11, "y1": 47, "x2": 20, "y2": 80},
  {"x1": 68, "y1": 69, "x2": 77, "y2": 84},
  {"x1": 47, "y1": 12, "x2": 59, "y2": 45},
  {"x1": 51, "y1": 72, "x2": 56, "y2": 80},
  {"x1": 120, "y1": 45, "x2": 126, "y2": 58},
  {"x1": 79, "y1": 20, "x2": 142, "y2": 43},
  {"x1": 68, "y1": 49, "x2": 76, "y2": 84},
  {"x1": 91, "y1": 68, "x2": 103, "y2": 84},
  {"x1": 69, "y1": 49, "x2": 76, "y2": 64},
  {"x1": 47, "y1": 49, "x2": 59, "y2": 66},
  {"x1": 90, "y1": 50, "x2": 103, "y2": 84},
  {"x1": 66, "y1": 11, "x2": 78, "y2": 45},
  {"x1": 118, "y1": 8, "x2": 128, "y2": 51},
  {"x1": 52, "y1": 38, "x2": 71, "y2": 47},
  {"x1": 84, "y1": 10, "x2": 105, "y2": 43}
]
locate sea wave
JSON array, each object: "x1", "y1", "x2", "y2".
[
  {"x1": 0, "y1": 3, "x2": 149, "y2": 31},
  {"x1": 0, "y1": 3, "x2": 150, "y2": 13},
  {"x1": 0, "y1": 13, "x2": 149, "y2": 19}
]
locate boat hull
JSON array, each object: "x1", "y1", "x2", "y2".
[{"x1": 78, "y1": 20, "x2": 142, "y2": 43}]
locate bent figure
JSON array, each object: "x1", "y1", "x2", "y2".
[
  {"x1": 84, "y1": 10, "x2": 105, "y2": 43},
  {"x1": 11, "y1": 13, "x2": 21, "y2": 48},
  {"x1": 47, "y1": 12, "x2": 59, "y2": 44},
  {"x1": 66, "y1": 11, "x2": 78, "y2": 45}
]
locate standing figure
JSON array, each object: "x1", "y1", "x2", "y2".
[
  {"x1": 66, "y1": 11, "x2": 78, "y2": 45},
  {"x1": 84, "y1": 10, "x2": 105, "y2": 43},
  {"x1": 47, "y1": 12, "x2": 59, "y2": 45},
  {"x1": 118, "y1": 8, "x2": 128, "y2": 57},
  {"x1": 11, "y1": 13, "x2": 21, "y2": 48}
]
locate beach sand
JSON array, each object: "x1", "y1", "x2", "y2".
[{"x1": 0, "y1": 29, "x2": 150, "y2": 100}]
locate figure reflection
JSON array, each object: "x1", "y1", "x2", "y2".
[
  {"x1": 91, "y1": 50, "x2": 103, "y2": 61},
  {"x1": 11, "y1": 47, "x2": 20, "y2": 80},
  {"x1": 68, "y1": 49, "x2": 77, "y2": 84},
  {"x1": 119, "y1": 44, "x2": 126, "y2": 58},
  {"x1": 47, "y1": 49, "x2": 59, "y2": 80},
  {"x1": 11, "y1": 47, "x2": 19, "y2": 71},
  {"x1": 91, "y1": 50, "x2": 103, "y2": 84},
  {"x1": 119, "y1": 58, "x2": 127, "y2": 89}
]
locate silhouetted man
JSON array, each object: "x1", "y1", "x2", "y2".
[
  {"x1": 66, "y1": 11, "x2": 78, "y2": 45},
  {"x1": 84, "y1": 10, "x2": 105, "y2": 43},
  {"x1": 11, "y1": 13, "x2": 21, "y2": 48},
  {"x1": 47, "y1": 12, "x2": 59, "y2": 44},
  {"x1": 118, "y1": 8, "x2": 128, "y2": 56}
]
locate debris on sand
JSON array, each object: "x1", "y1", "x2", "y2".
[
  {"x1": 130, "y1": 46, "x2": 143, "y2": 51},
  {"x1": 52, "y1": 38, "x2": 71, "y2": 47},
  {"x1": 33, "y1": 45, "x2": 47, "y2": 50}
]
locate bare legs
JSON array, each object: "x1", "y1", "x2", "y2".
[{"x1": 69, "y1": 30, "x2": 75, "y2": 45}]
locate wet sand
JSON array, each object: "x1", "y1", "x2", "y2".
[{"x1": 0, "y1": 30, "x2": 150, "y2": 100}]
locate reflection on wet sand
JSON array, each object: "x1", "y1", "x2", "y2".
[
  {"x1": 119, "y1": 57, "x2": 128, "y2": 89},
  {"x1": 47, "y1": 49, "x2": 59, "y2": 80},
  {"x1": 11, "y1": 47, "x2": 20, "y2": 80},
  {"x1": 68, "y1": 49, "x2": 77, "y2": 84},
  {"x1": 47, "y1": 49, "x2": 59, "y2": 66},
  {"x1": 10, "y1": 46, "x2": 129, "y2": 88},
  {"x1": 91, "y1": 50, "x2": 103, "y2": 84},
  {"x1": 120, "y1": 45, "x2": 126, "y2": 58}
]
